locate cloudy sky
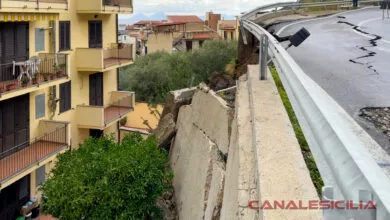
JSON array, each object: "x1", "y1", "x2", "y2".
[{"x1": 119, "y1": 0, "x2": 283, "y2": 24}]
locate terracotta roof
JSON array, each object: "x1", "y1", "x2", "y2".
[
  {"x1": 167, "y1": 15, "x2": 203, "y2": 23},
  {"x1": 192, "y1": 32, "x2": 218, "y2": 40},
  {"x1": 153, "y1": 21, "x2": 186, "y2": 27},
  {"x1": 133, "y1": 20, "x2": 163, "y2": 25},
  {"x1": 126, "y1": 25, "x2": 136, "y2": 30},
  {"x1": 218, "y1": 20, "x2": 237, "y2": 30}
]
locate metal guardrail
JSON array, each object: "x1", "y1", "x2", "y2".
[
  {"x1": 241, "y1": 0, "x2": 380, "y2": 20},
  {"x1": 240, "y1": 5, "x2": 390, "y2": 220}
]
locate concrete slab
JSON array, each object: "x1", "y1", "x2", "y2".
[{"x1": 247, "y1": 65, "x2": 322, "y2": 220}]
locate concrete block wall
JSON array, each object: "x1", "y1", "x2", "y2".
[{"x1": 170, "y1": 88, "x2": 231, "y2": 219}]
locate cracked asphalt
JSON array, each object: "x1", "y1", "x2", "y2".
[{"x1": 270, "y1": 7, "x2": 390, "y2": 156}]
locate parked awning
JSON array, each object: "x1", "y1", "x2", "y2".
[{"x1": 0, "y1": 13, "x2": 59, "y2": 22}]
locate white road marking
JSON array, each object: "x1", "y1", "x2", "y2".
[
  {"x1": 276, "y1": 7, "x2": 375, "y2": 35},
  {"x1": 354, "y1": 17, "x2": 390, "y2": 45},
  {"x1": 358, "y1": 17, "x2": 382, "y2": 26}
]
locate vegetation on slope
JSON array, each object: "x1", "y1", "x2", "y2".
[
  {"x1": 270, "y1": 67, "x2": 324, "y2": 196},
  {"x1": 120, "y1": 40, "x2": 237, "y2": 104},
  {"x1": 41, "y1": 134, "x2": 172, "y2": 220}
]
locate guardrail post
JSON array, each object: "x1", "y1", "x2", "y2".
[{"x1": 259, "y1": 35, "x2": 269, "y2": 80}]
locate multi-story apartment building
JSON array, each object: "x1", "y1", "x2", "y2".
[
  {"x1": 148, "y1": 15, "x2": 219, "y2": 53},
  {"x1": 0, "y1": 1, "x2": 134, "y2": 219}
]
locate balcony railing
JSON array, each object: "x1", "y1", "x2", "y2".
[
  {"x1": 103, "y1": 0, "x2": 132, "y2": 8},
  {"x1": 77, "y1": 91, "x2": 135, "y2": 129},
  {"x1": 0, "y1": 122, "x2": 69, "y2": 183},
  {"x1": 0, "y1": 0, "x2": 68, "y2": 11},
  {"x1": 0, "y1": 53, "x2": 68, "y2": 97},
  {"x1": 76, "y1": 44, "x2": 133, "y2": 71},
  {"x1": 76, "y1": 0, "x2": 132, "y2": 14}
]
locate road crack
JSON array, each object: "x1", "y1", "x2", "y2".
[{"x1": 337, "y1": 20, "x2": 382, "y2": 75}]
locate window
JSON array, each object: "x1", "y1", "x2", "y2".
[
  {"x1": 224, "y1": 31, "x2": 227, "y2": 40},
  {"x1": 88, "y1": 21, "x2": 103, "y2": 48},
  {"x1": 60, "y1": 81, "x2": 71, "y2": 113},
  {"x1": 35, "y1": 94, "x2": 45, "y2": 119},
  {"x1": 35, "y1": 28, "x2": 45, "y2": 52},
  {"x1": 36, "y1": 165, "x2": 46, "y2": 187},
  {"x1": 59, "y1": 21, "x2": 71, "y2": 51}
]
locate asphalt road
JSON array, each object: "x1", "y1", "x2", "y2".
[{"x1": 271, "y1": 7, "x2": 390, "y2": 159}]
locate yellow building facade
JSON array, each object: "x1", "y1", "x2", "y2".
[
  {"x1": 217, "y1": 20, "x2": 239, "y2": 41},
  {"x1": 0, "y1": 1, "x2": 134, "y2": 219}
]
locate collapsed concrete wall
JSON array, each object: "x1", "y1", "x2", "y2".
[{"x1": 169, "y1": 86, "x2": 232, "y2": 219}]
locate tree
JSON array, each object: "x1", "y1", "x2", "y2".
[
  {"x1": 119, "y1": 40, "x2": 237, "y2": 104},
  {"x1": 40, "y1": 133, "x2": 172, "y2": 220}
]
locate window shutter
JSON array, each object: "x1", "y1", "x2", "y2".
[
  {"x1": 36, "y1": 165, "x2": 46, "y2": 186},
  {"x1": 35, "y1": 28, "x2": 45, "y2": 52},
  {"x1": 66, "y1": 82, "x2": 71, "y2": 110},
  {"x1": 60, "y1": 83, "x2": 65, "y2": 112},
  {"x1": 66, "y1": 22, "x2": 71, "y2": 50},
  {"x1": 35, "y1": 94, "x2": 45, "y2": 119},
  {"x1": 96, "y1": 22, "x2": 102, "y2": 48},
  {"x1": 59, "y1": 21, "x2": 70, "y2": 51},
  {"x1": 60, "y1": 81, "x2": 71, "y2": 113},
  {"x1": 59, "y1": 22, "x2": 65, "y2": 50}
]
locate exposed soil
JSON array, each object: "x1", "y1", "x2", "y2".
[{"x1": 360, "y1": 107, "x2": 390, "y2": 140}]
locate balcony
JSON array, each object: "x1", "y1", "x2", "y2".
[
  {"x1": 76, "y1": 44, "x2": 133, "y2": 72},
  {"x1": 0, "y1": 121, "x2": 69, "y2": 187},
  {"x1": 76, "y1": 91, "x2": 135, "y2": 129},
  {"x1": 76, "y1": 0, "x2": 133, "y2": 14},
  {"x1": 0, "y1": 0, "x2": 68, "y2": 13},
  {"x1": 0, "y1": 53, "x2": 69, "y2": 101}
]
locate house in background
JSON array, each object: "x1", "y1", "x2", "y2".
[
  {"x1": 217, "y1": 19, "x2": 239, "y2": 41},
  {"x1": 148, "y1": 15, "x2": 219, "y2": 54},
  {"x1": 205, "y1": 11, "x2": 221, "y2": 32},
  {"x1": 0, "y1": 0, "x2": 134, "y2": 219},
  {"x1": 118, "y1": 30, "x2": 136, "y2": 44},
  {"x1": 118, "y1": 23, "x2": 127, "y2": 31}
]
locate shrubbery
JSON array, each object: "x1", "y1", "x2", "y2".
[
  {"x1": 119, "y1": 40, "x2": 237, "y2": 104},
  {"x1": 41, "y1": 134, "x2": 172, "y2": 220}
]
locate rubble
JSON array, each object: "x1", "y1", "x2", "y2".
[{"x1": 360, "y1": 107, "x2": 390, "y2": 139}]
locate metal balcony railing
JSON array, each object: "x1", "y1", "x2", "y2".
[
  {"x1": 0, "y1": 0, "x2": 68, "y2": 10},
  {"x1": 103, "y1": 43, "x2": 134, "y2": 69},
  {"x1": 77, "y1": 91, "x2": 135, "y2": 129},
  {"x1": 0, "y1": 53, "x2": 68, "y2": 96},
  {"x1": 0, "y1": 123, "x2": 68, "y2": 183},
  {"x1": 104, "y1": 91, "x2": 134, "y2": 124},
  {"x1": 102, "y1": 0, "x2": 132, "y2": 8}
]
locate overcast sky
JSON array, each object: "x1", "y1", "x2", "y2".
[{"x1": 119, "y1": 0, "x2": 286, "y2": 24}]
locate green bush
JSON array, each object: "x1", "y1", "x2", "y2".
[
  {"x1": 41, "y1": 133, "x2": 172, "y2": 220},
  {"x1": 119, "y1": 40, "x2": 237, "y2": 104}
]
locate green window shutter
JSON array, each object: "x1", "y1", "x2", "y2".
[
  {"x1": 35, "y1": 94, "x2": 45, "y2": 119},
  {"x1": 35, "y1": 28, "x2": 45, "y2": 52}
]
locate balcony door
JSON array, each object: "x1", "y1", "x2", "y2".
[
  {"x1": 0, "y1": 22, "x2": 29, "y2": 82},
  {"x1": 88, "y1": 21, "x2": 102, "y2": 48},
  {"x1": 0, "y1": 94, "x2": 30, "y2": 159},
  {"x1": 0, "y1": 175, "x2": 30, "y2": 220},
  {"x1": 89, "y1": 72, "x2": 103, "y2": 106}
]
